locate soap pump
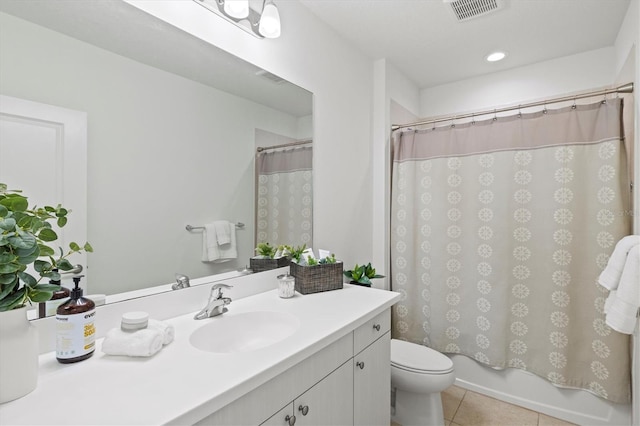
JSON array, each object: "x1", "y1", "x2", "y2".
[{"x1": 55, "y1": 275, "x2": 96, "y2": 364}]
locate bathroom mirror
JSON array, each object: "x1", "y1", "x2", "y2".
[{"x1": 0, "y1": 0, "x2": 313, "y2": 311}]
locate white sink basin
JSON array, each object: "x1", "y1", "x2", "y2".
[{"x1": 189, "y1": 311, "x2": 300, "y2": 353}]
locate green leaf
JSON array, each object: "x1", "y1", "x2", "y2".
[
  {"x1": 0, "y1": 286, "x2": 26, "y2": 311},
  {"x1": 10, "y1": 230, "x2": 37, "y2": 247},
  {"x1": 37, "y1": 228, "x2": 58, "y2": 242},
  {"x1": 0, "y1": 205, "x2": 7, "y2": 218},
  {"x1": 83, "y1": 242, "x2": 93, "y2": 252},
  {"x1": 0, "y1": 252, "x2": 17, "y2": 265},
  {"x1": 0, "y1": 217, "x2": 16, "y2": 231},
  {"x1": 56, "y1": 258, "x2": 73, "y2": 271},
  {"x1": 0, "y1": 263, "x2": 21, "y2": 274},
  {"x1": 0, "y1": 278, "x2": 18, "y2": 298},
  {"x1": 69, "y1": 242, "x2": 80, "y2": 251},
  {"x1": 8, "y1": 196, "x2": 28, "y2": 212},
  {"x1": 27, "y1": 289, "x2": 54, "y2": 303},
  {"x1": 33, "y1": 283, "x2": 61, "y2": 292},
  {"x1": 17, "y1": 271, "x2": 37, "y2": 287},
  {"x1": 34, "y1": 259, "x2": 52, "y2": 273},
  {"x1": 37, "y1": 244, "x2": 55, "y2": 257},
  {"x1": 56, "y1": 216, "x2": 67, "y2": 227},
  {"x1": 0, "y1": 274, "x2": 18, "y2": 286}
]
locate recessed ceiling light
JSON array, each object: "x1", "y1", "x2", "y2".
[{"x1": 486, "y1": 51, "x2": 507, "y2": 62}]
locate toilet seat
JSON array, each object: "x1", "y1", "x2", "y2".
[{"x1": 391, "y1": 339, "x2": 454, "y2": 374}]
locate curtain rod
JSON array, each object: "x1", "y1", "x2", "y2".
[
  {"x1": 391, "y1": 82, "x2": 634, "y2": 132},
  {"x1": 256, "y1": 139, "x2": 312, "y2": 152}
]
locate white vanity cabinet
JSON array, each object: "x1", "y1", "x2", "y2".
[
  {"x1": 262, "y1": 361, "x2": 354, "y2": 425},
  {"x1": 353, "y1": 310, "x2": 391, "y2": 426},
  {"x1": 198, "y1": 308, "x2": 392, "y2": 426}
]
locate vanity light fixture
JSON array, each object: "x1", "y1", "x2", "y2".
[
  {"x1": 195, "y1": 0, "x2": 281, "y2": 39},
  {"x1": 485, "y1": 51, "x2": 507, "y2": 62},
  {"x1": 224, "y1": 0, "x2": 249, "y2": 19}
]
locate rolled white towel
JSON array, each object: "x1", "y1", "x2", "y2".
[
  {"x1": 102, "y1": 327, "x2": 164, "y2": 357},
  {"x1": 605, "y1": 245, "x2": 640, "y2": 335},
  {"x1": 148, "y1": 319, "x2": 175, "y2": 346},
  {"x1": 598, "y1": 235, "x2": 640, "y2": 290}
]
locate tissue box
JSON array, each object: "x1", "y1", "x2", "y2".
[
  {"x1": 250, "y1": 256, "x2": 290, "y2": 273},
  {"x1": 290, "y1": 261, "x2": 343, "y2": 294}
]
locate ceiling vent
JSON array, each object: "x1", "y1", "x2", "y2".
[
  {"x1": 255, "y1": 69, "x2": 286, "y2": 84},
  {"x1": 446, "y1": 0, "x2": 504, "y2": 22}
]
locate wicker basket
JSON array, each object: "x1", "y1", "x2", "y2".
[
  {"x1": 290, "y1": 261, "x2": 343, "y2": 294},
  {"x1": 249, "y1": 256, "x2": 290, "y2": 273}
]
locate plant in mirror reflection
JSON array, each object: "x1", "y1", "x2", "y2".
[{"x1": 0, "y1": 183, "x2": 93, "y2": 312}]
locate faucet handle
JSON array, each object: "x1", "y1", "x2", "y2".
[{"x1": 210, "y1": 283, "x2": 233, "y2": 299}]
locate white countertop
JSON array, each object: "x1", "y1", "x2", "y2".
[{"x1": 0, "y1": 284, "x2": 400, "y2": 425}]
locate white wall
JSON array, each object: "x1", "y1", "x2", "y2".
[
  {"x1": 0, "y1": 11, "x2": 303, "y2": 295},
  {"x1": 420, "y1": 47, "x2": 617, "y2": 118}
]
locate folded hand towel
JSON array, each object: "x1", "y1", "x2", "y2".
[
  {"x1": 214, "y1": 220, "x2": 231, "y2": 245},
  {"x1": 598, "y1": 235, "x2": 640, "y2": 290},
  {"x1": 148, "y1": 319, "x2": 174, "y2": 346},
  {"x1": 102, "y1": 327, "x2": 164, "y2": 357},
  {"x1": 202, "y1": 221, "x2": 237, "y2": 263},
  {"x1": 604, "y1": 245, "x2": 639, "y2": 334}
]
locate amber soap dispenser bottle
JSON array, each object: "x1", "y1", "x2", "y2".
[{"x1": 55, "y1": 275, "x2": 96, "y2": 363}]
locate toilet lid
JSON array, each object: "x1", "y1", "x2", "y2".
[{"x1": 391, "y1": 339, "x2": 454, "y2": 374}]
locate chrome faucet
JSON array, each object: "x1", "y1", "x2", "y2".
[
  {"x1": 172, "y1": 273, "x2": 190, "y2": 290},
  {"x1": 194, "y1": 283, "x2": 233, "y2": 320}
]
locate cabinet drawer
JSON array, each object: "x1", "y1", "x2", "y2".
[{"x1": 353, "y1": 309, "x2": 390, "y2": 354}]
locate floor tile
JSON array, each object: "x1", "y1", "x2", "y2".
[
  {"x1": 452, "y1": 390, "x2": 538, "y2": 426},
  {"x1": 442, "y1": 385, "x2": 466, "y2": 421},
  {"x1": 538, "y1": 413, "x2": 577, "y2": 426}
]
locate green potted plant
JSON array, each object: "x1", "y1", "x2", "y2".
[
  {"x1": 344, "y1": 263, "x2": 385, "y2": 287},
  {"x1": 0, "y1": 183, "x2": 92, "y2": 403}
]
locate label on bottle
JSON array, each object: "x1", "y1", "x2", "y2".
[{"x1": 56, "y1": 309, "x2": 96, "y2": 360}]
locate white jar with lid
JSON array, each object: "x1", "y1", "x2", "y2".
[
  {"x1": 277, "y1": 273, "x2": 295, "y2": 298},
  {"x1": 121, "y1": 311, "x2": 149, "y2": 332}
]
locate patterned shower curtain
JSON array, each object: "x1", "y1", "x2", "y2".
[
  {"x1": 255, "y1": 145, "x2": 313, "y2": 248},
  {"x1": 390, "y1": 99, "x2": 631, "y2": 403}
]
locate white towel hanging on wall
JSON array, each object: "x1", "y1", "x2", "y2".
[{"x1": 202, "y1": 221, "x2": 237, "y2": 263}]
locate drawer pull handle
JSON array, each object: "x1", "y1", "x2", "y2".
[
  {"x1": 298, "y1": 405, "x2": 309, "y2": 416},
  {"x1": 373, "y1": 323, "x2": 381, "y2": 331},
  {"x1": 356, "y1": 361, "x2": 365, "y2": 369},
  {"x1": 285, "y1": 414, "x2": 296, "y2": 425}
]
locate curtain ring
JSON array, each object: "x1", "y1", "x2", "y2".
[
  {"x1": 471, "y1": 113, "x2": 476, "y2": 125},
  {"x1": 571, "y1": 97, "x2": 577, "y2": 110},
  {"x1": 601, "y1": 90, "x2": 607, "y2": 104},
  {"x1": 543, "y1": 102, "x2": 548, "y2": 114},
  {"x1": 432, "y1": 120, "x2": 436, "y2": 131},
  {"x1": 493, "y1": 109, "x2": 498, "y2": 122},
  {"x1": 450, "y1": 116, "x2": 456, "y2": 128},
  {"x1": 517, "y1": 105, "x2": 522, "y2": 118}
]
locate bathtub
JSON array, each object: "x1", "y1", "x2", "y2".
[{"x1": 449, "y1": 353, "x2": 633, "y2": 425}]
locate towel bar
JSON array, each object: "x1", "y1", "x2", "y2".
[{"x1": 186, "y1": 223, "x2": 244, "y2": 231}]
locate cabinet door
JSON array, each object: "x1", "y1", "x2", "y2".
[
  {"x1": 296, "y1": 361, "x2": 354, "y2": 425},
  {"x1": 354, "y1": 332, "x2": 390, "y2": 426},
  {"x1": 261, "y1": 403, "x2": 295, "y2": 426}
]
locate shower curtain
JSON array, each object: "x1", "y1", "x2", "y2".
[
  {"x1": 255, "y1": 145, "x2": 312, "y2": 248},
  {"x1": 390, "y1": 99, "x2": 632, "y2": 403}
]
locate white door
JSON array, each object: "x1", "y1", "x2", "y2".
[{"x1": 0, "y1": 95, "x2": 87, "y2": 294}]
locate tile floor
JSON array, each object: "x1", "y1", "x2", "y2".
[{"x1": 393, "y1": 385, "x2": 577, "y2": 426}]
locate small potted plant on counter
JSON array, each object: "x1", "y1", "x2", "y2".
[
  {"x1": 0, "y1": 183, "x2": 92, "y2": 403},
  {"x1": 344, "y1": 263, "x2": 385, "y2": 287},
  {"x1": 249, "y1": 242, "x2": 290, "y2": 273}
]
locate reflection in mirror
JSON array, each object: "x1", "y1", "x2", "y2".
[
  {"x1": 255, "y1": 130, "x2": 313, "y2": 249},
  {"x1": 0, "y1": 0, "x2": 313, "y2": 313}
]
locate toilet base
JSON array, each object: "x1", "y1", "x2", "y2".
[{"x1": 391, "y1": 388, "x2": 445, "y2": 426}]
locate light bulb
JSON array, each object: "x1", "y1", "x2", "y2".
[
  {"x1": 224, "y1": 0, "x2": 249, "y2": 19},
  {"x1": 486, "y1": 51, "x2": 507, "y2": 62},
  {"x1": 259, "y1": 3, "x2": 281, "y2": 38}
]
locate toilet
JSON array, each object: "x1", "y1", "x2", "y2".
[{"x1": 390, "y1": 339, "x2": 455, "y2": 426}]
